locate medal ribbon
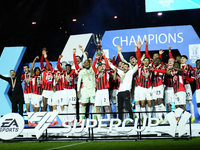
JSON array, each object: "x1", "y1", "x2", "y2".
[
  {"x1": 11, "y1": 77, "x2": 16, "y2": 89},
  {"x1": 86, "y1": 69, "x2": 91, "y2": 79},
  {"x1": 25, "y1": 73, "x2": 31, "y2": 85},
  {"x1": 65, "y1": 72, "x2": 70, "y2": 82}
]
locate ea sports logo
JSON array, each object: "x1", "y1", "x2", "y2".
[{"x1": 0, "y1": 113, "x2": 24, "y2": 140}]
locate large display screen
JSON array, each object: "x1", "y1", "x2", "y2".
[{"x1": 145, "y1": 0, "x2": 200, "y2": 12}]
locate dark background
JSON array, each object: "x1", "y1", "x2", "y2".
[{"x1": 0, "y1": 0, "x2": 200, "y2": 63}]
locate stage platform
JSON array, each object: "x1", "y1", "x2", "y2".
[{"x1": 14, "y1": 123, "x2": 200, "y2": 141}]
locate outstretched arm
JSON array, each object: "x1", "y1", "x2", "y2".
[
  {"x1": 92, "y1": 56, "x2": 98, "y2": 74},
  {"x1": 57, "y1": 55, "x2": 63, "y2": 72},
  {"x1": 44, "y1": 52, "x2": 54, "y2": 72},
  {"x1": 145, "y1": 38, "x2": 151, "y2": 59},
  {"x1": 40, "y1": 47, "x2": 46, "y2": 69},
  {"x1": 0, "y1": 74, "x2": 9, "y2": 82},
  {"x1": 73, "y1": 48, "x2": 81, "y2": 71},
  {"x1": 117, "y1": 44, "x2": 128, "y2": 64},
  {"x1": 79, "y1": 45, "x2": 87, "y2": 65},
  {"x1": 168, "y1": 46, "x2": 176, "y2": 61},
  {"x1": 31, "y1": 56, "x2": 39, "y2": 75}
]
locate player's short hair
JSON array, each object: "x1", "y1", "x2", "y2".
[
  {"x1": 130, "y1": 56, "x2": 136, "y2": 59},
  {"x1": 155, "y1": 57, "x2": 162, "y2": 62},
  {"x1": 65, "y1": 64, "x2": 72, "y2": 68},
  {"x1": 34, "y1": 67, "x2": 40, "y2": 73},
  {"x1": 10, "y1": 70, "x2": 15, "y2": 73},
  {"x1": 196, "y1": 59, "x2": 200, "y2": 63},
  {"x1": 144, "y1": 57, "x2": 150, "y2": 61},
  {"x1": 23, "y1": 65, "x2": 29, "y2": 68},
  {"x1": 181, "y1": 55, "x2": 188, "y2": 60},
  {"x1": 174, "y1": 61, "x2": 181, "y2": 67},
  {"x1": 123, "y1": 63, "x2": 129, "y2": 68},
  {"x1": 76, "y1": 55, "x2": 82, "y2": 61},
  {"x1": 88, "y1": 57, "x2": 93, "y2": 61}
]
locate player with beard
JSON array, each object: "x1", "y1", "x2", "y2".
[
  {"x1": 135, "y1": 45, "x2": 153, "y2": 124},
  {"x1": 77, "y1": 59, "x2": 97, "y2": 124},
  {"x1": 92, "y1": 52, "x2": 111, "y2": 121},
  {"x1": 164, "y1": 56, "x2": 175, "y2": 112},
  {"x1": 145, "y1": 37, "x2": 165, "y2": 68},
  {"x1": 43, "y1": 52, "x2": 66, "y2": 126},
  {"x1": 109, "y1": 54, "x2": 138, "y2": 122},
  {"x1": 154, "y1": 62, "x2": 186, "y2": 110},
  {"x1": 0, "y1": 70, "x2": 24, "y2": 116},
  {"x1": 150, "y1": 57, "x2": 167, "y2": 124},
  {"x1": 40, "y1": 48, "x2": 54, "y2": 112},
  {"x1": 21, "y1": 65, "x2": 33, "y2": 113},
  {"x1": 180, "y1": 55, "x2": 195, "y2": 123},
  {"x1": 57, "y1": 55, "x2": 77, "y2": 126}
]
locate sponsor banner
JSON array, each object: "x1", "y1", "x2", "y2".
[
  {"x1": 24, "y1": 108, "x2": 190, "y2": 139},
  {"x1": 0, "y1": 113, "x2": 24, "y2": 140}
]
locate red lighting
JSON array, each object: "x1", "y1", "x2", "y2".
[
  {"x1": 32, "y1": 22, "x2": 36, "y2": 25},
  {"x1": 72, "y1": 19, "x2": 77, "y2": 22},
  {"x1": 114, "y1": 16, "x2": 117, "y2": 19}
]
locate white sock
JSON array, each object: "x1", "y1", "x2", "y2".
[
  {"x1": 97, "y1": 114, "x2": 101, "y2": 120},
  {"x1": 188, "y1": 101, "x2": 195, "y2": 117},
  {"x1": 159, "y1": 103, "x2": 167, "y2": 117},
  {"x1": 147, "y1": 107, "x2": 152, "y2": 118},
  {"x1": 141, "y1": 107, "x2": 147, "y2": 119},
  {"x1": 197, "y1": 107, "x2": 200, "y2": 115},
  {"x1": 135, "y1": 105, "x2": 141, "y2": 119},
  {"x1": 155, "y1": 105, "x2": 162, "y2": 120},
  {"x1": 90, "y1": 105, "x2": 96, "y2": 119}
]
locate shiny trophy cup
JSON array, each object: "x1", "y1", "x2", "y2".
[{"x1": 93, "y1": 34, "x2": 103, "y2": 65}]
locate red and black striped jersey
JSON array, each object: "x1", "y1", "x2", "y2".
[
  {"x1": 193, "y1": 69, "x2": 200, "y2": 90},
  {"x1": 109, "y1": 71, "x2": 120, "y2": 90},
  {"x1": 21, "y1": 73, "x2": 33, "y2": 94},
  {"x1": 164, "y1": 66, "x2": 173, "y2": 87},
  {"x1": 170, "y1": 69, "x2": 185, "y2": 93},
  {"x1": 96, "y1": 71, "x2": 110, "y2": 90},
  {"x1": 32, "y1": 75, "x2": 43, "y2": 95},
  {"x1": 181, "y1": 64, "x2": 195, "y2": 84},
  {"x1": 133, "y1": 71, "x2": 140, "y2": 87},
  {"x1": 138, "y1": 65, "x2": 153, "y2": 88},
  {"x1": 53, "y1": 70, "x2": 64, "y2": 91},
  {"x1": 63, "y1": 71, "x2": 77, "y2": 89},
  {"x1": 152, "y1": 64, "x2": 165, "y2": 87},
  {"x1": 41, "y1": 69, "x2": 54, "y2": 91}
]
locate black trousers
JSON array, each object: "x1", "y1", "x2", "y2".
[
  {"x1": 117, "y1": 90, "x2": 133, "y2": 121},
  {"x1": 11, "y1": 98, "x2": 23, "y2": 116}
]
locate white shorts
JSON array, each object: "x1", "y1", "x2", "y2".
[
  {"x1": 42, "y1": 90, "x2": 53, "y2": 106},
  {"x1": 196, "y1": 89, "x2": 200, "y2": 103},
  {"x1": 63, "y1": 89, "x2": 76, "y2": 105},
  {"x1": 165, "y1": 87, "x2": 174, "y2": 104},
  {"x1": 42, "y1": 90, "x2": 53, "y2": 99},
  {"x1": 95, "y1": 89, "x2": 110, "y2": 106},
  {"x1": 110, "y1": 89, "x2": 118, "y2": 104},
  {"x1": 32, "y1": 94, "x2": 43, "y2": 107},
  {"x1": 174, "y1": 91, "x2": 186, "y2": 106},
  {"x1": 81, "y1": 88, "x2": 96, "y2": 104},
  {"x1": 52, "y1": 90, "x2": 66, "y2": 106},
  {"x1": 139, "y1": 87, "x2": 153, "y2": 101},
  {"x1": 153, "y1": 85, "x2": 164, "y2": 100},
  {"x1": 184, "y1": 84, "x2": 192, "y2": 100},
  {"x1": 24, "y1": 93, "x2": 32, "y2": 103},
  {"x1": 134, "y1": 86, "x2": 141, "y2": 102}
]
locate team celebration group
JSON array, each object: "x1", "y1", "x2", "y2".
[{"x1": 1, "y1": 38, "x2": 200, "y2": 127}]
